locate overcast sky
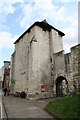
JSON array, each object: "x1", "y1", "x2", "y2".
[{"x1": 0, "y1": 0, "x2": 79, "y2": 68}]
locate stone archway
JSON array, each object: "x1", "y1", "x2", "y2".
[{"x1": 56, "y1": 76, "x2": 68, "y2": 97}]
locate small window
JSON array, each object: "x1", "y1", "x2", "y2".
[{"x1": 50, "y1": 58, "x2": 52, "y2": 63}]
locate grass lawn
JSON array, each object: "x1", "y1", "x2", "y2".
[{"x1": 45, "y1": 94, "x2": 80, "y2": 120}]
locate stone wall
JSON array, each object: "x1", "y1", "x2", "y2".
[
  {"x1": 53, "y1": 50, "x2": 65, "y2": 78},
  {"x1": 10, "y1": 20, "x2": 80, "y2": 97},
  {"x1": 64, "y1": 53, "x2": 73, "y2": 89},
  {"x1": 71, "y1": 44, "x2": 80, "y2": 91},
  {"x1": 52, "y1": 44, "x2": 80, "y2": 96},
  {"x1": 28, "y1": 26, "x2": 51, "y2": 93},
  {"x1": 11, "y1": 23, "x2": 63, "y2": 95},
  {"x1": 50, "y1": 29, "x2": 63, "y2": 54},
  {"x1": 13, "y1": 26, "x2": 36, "y2": 93},
  {"x1": 9, "y1": 52, "x2": 16, "y2": 94}
]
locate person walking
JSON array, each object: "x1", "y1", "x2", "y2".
[{"x1": 3, "y1": 88, "x2": 7, "y2": 96}]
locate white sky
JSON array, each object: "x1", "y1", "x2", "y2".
[{"x1": 0, "y1": 0, "x2": 79, "y2": 68}]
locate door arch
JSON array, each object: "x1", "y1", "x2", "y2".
[{"x1": 56, "y1": 76, "x2": 68, "y2": 97}]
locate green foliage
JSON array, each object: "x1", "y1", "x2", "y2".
[{"x1": 45, "y1": 94, "x2": 80, "y2": 119}]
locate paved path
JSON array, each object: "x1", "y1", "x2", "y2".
[{"x1": 2, "y1": 95, "x2": 55, "y2": 119}]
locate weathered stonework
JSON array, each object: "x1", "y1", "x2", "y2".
[
  {"x1": 71, "y1": 45, "x2": 80, "y2": 92},
  {"x1": 10, "y1": 20, "x2": 80, "y2": 97}
]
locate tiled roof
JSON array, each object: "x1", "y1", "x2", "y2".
[{"x1": 14, "y1": 20, "x2": 65, "y2": 44}]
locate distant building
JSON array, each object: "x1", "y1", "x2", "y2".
[
  {"x1": 0, "y1": 66, "x2": 4, "y2": 89},
  {"x1": 2, "y1": 61, "x2": 10, "y2": 92},
  {"x1": 10, "y1": 20, "x2": 80, "y2": 97}
]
